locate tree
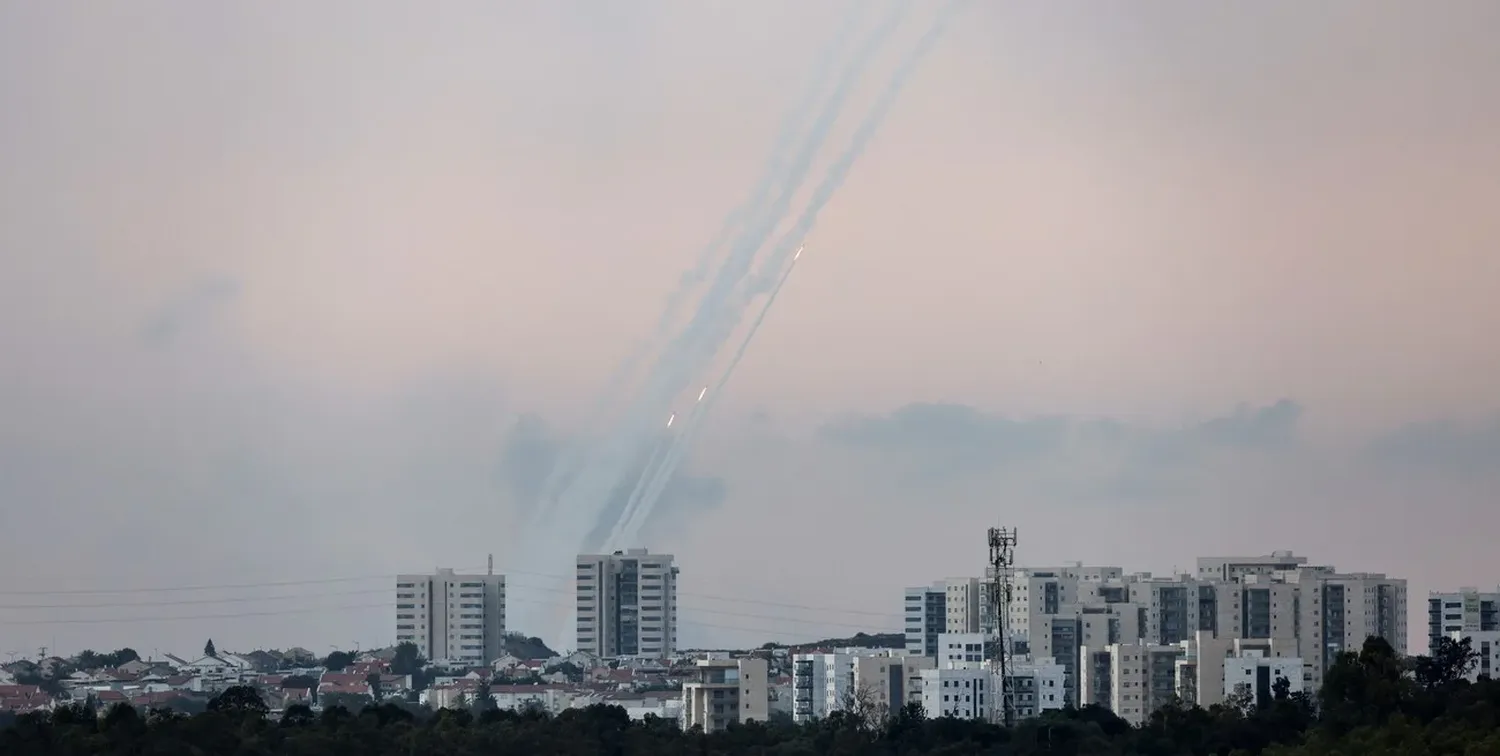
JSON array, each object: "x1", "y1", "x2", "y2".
[
  {"x1": 1319, "y1": 636, "x2": 1412, "y2": 734},
  {"x1": 366, "y1": 672, "x2": 383, "y2": 701},
  {"x1": 279, "y1": 703, "x2": 315, "y2": 727},
  {"x1": 280, "y1": 674, "x2": 318, "y2": 690},
  {"x1": 390, "y1": 641, "x2": 426, "y2": 676},
  {"x1": 203, "y1": 639, "x2": 216, "y2": 658},
  {"x1": 837, "y1": 681, "x2": 888, "y2": 730},
  {"x1": 324, "y1": 651, "x2": 355, "y2": 672},
  {"x1": 471, "y1": 680, "x2": 498, "y2": 714},
  {"x1": 207, "y1": 685, "x2": 268, "y2": 717},
  {"x1": 1415, "y1": 636, "x2": 1478, "y2": 690}
]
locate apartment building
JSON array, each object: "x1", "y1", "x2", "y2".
[
  {"x1": 1009, "y1": 660, "x2": 1067, "y2": 719},
  {"x1": 916, "y1": 657, "x2": 1065, "y2": 723},
  {"x1": 906, "y1": 578, "x2": 987, "y2": 657},
  {"x1": 1174, "y1": 632, "x2": 1300, "y2": 707},
  {"x1": 944, "y1": 578, "x2": 986, "y2": 634},
  {"x1": 1025, "y1": 602, "x2": 1147, "y2": 707},
  {"x1": 936, "y1": 633, "x2": 992, "y2": 670},
  {"x1": 1078, "y1": 642, "x2": 1184, "y2": 726},
  {"x1": 904, "y1": 585, "x2": 946, "y2": 658},
  {"x1": 575, "y1": 549, "x2": 678, "y2": 658},
  {"x1": 919, "y1": 666, "x2": 990, "y2": 720},
  {"x1": 682, "y1": 657, "x2": 769, "y2": 733},
  {"x1": 994, "y1": 551, "x2": 1405, "y2": 715},
  {"x1": 791, "y1": 649, "x2": 928, "y2": 723},
  {"x1": 1223, "y1": 650, "x2": 1305, "y2": 707},
  {"x1": 395, "y1": 567, "x2": 506, "y2": 666},
  {"x1": 1429, "y1": 588, "x2": 1500, "y2": 652}
]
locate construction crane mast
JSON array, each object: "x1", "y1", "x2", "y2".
[{"x1": 987, "y1": 527, "x2": 1017, "y2": 727}]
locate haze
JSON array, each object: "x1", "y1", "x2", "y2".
[{"x1": 1, "y1": 0, "x2": 1497, "y2": 658}]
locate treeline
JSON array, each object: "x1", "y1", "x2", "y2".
[{"x1": 3, "y1": 637, "x2": 1499, "y2": 755}]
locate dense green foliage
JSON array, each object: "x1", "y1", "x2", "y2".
[{"x1": 2, "y1": 637, "x2": 1496, "y2": 755}]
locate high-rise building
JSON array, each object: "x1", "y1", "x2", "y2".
[
  {"x1": 575, "y1": 549, "x2": 678, "y2": 658},
  {"x1": 1001, "y1": 552, "x2": 1406, "y2": 708},
  {"x1": 904, "y1": 585, "x2": 946, "y2": 657},
  {"x1": 791, "y1": 648, "x2": 929, "y2": 723},
  {"x1": 1428, "y1": 587, "x2": 1500, "y2": 652},
  {"x1": 395, "y1": 567, "x2": 506, "y2": 666},
  {"x1": 1078, "y1": 642, "x2": 1186, "y2": 726},
  {"x1": 905, "y1": 578, "x2": 986, "y2": 657}
]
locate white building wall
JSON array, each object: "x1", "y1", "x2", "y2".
[
  {"x1": 1223, "y1": 652, "x2": 1305, "y2": 704},
  {"x1": 682, "y1": 657, "x2": 769, "y2": 733},
  {"x1": 396, "y1": 568, "x2": 506, "y2": 666},
  {"x1": 904, "y1": 586, "x2": 946, "y2": 657},
  {"x1": 575, "y1": 549, "x2": 678, "y2": 658},
  {"x1": 1079, "y1": 643, "x2": 1184, "y2": 727},
  {"x1": 1430, "y1": 589, "x2": 1500, "y2": 651},
  {"x1": 944, "y1": 578, "x2": 984, "y2": 634},
  {"x1": 1008, "y1": 661, "x2": 1067, "y2": 719},
  {"x1": 791, "y1": 652, "x2": 850, "y2": 723},
  {"x1": 919, "y1": 667, "x2": 991, "y2": 720},
  {"x1": 936, "y1": 633, "x2": 989, "y2": 670}
]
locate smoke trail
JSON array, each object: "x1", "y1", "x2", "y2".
[
  {"x1": 569, "y1": 1, "x2": 912, "y2": 559},
  {"x1": 648, "y1": 0, "x2": 913, "y2": 377},
  {"x1": 612, "y1": 1, "x2": 969, "y2": 547},
  {"x1": 533, "y1": 0, "x2": 914, "y2": 547},
  {"x1": 522, "y1": 0, "x2": 873, "y2": 531},
  {"x1": 560, "y1": 4, "x2": 917, "y2": 551},
  {"x1": 607, "y1": 251, "x2": 804, "y2": 552},
  {"x1": 514, "y1": 1, "x2": 956, "y2": 648},
  {"x1": 603, "y1": 414, "x2": 679, "y2": 551}
]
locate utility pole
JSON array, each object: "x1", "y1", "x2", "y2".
[{"x1": 987, "y1": 527, "x2": 1017, "y2": 727}]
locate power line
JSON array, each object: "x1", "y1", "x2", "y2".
[
  {"x1": 0, "y1": 591, "x2": 902, "y2": 636},
  {"x1": 0, "y1": 566, "x2": 493, "y2": 597},
  {"x1": 0, "y1": 588, "x2": 391, "y2": 610},
  {"x1": 0, "y1": 575, "x2": 392, "y2": 596},
  {"x1": 0, "y1": 568, "x2": 904, "y2": 622},
  {"x1": 0, "y1": 603, "x2": 392, "y2": 626}
]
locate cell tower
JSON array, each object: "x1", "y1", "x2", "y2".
[{"x1": 987, "y1": 527, "x2": 1018, "y2": 727}]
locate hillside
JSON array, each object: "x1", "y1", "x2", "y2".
[
  {"x1": 502, "y1": 633, "x2": 557, "y2": 660},
  {"x1": 762, "y1": 632, "x2": 905, "y2": 652}
]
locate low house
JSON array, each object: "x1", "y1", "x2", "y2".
[
  {"x1": 117, "y1": 660, "x2": 155, "y2": 676},
  {"x1": 0, "y1": 684, "x2": 52, "y2": 713},
  {"x1": 179, "y1": 655, "x2": 251, "y2": 689}
]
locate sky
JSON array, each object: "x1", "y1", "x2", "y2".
[{"x1": 1, "y1": 0, "x2": 1497, "y2": 660}]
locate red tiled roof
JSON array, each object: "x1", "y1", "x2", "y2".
[{"x1": 318, "y1": 673, "x2": 367, "y2": 686}]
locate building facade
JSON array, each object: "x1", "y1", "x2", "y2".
[
  {"x1": 395, "y1": 567, "x2": 506, "y2": 666},
  {"x1": 575, "y1": 549, "x2": 678, "y2": 658},
  {"x1": 1223, "y1": 650, "x2": 1305, "y2": 707},
  {"x1": 999, "y1": 552, "x2": 1406, "y2": 715},
  {"x1": 1078, "y1": 642, "x2": 1185, "y2": 726},
  {"x1": 682, "y1": 657, "x2": 769, "y2": 733},
  {"x1": 791, "y1": 649, "x2": 928, "y2": 723},
  {"x1": 919, "y1": 667, "x2": 990, "y2": 720},
  {"x1": 906, "y1": 579, "x2": 986, "y2": 658},
  {"x1": 904, "y1": 585, "x2": 946, "y2": 658},
  {"x1": 1429, "y1": 588, "x2": 1500, "y2": 652}
]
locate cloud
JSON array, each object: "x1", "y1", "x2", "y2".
[
  {"x1": 138, "y1": 276, "x2": 242, "y2": 347},
  {"x1": 1365, "y1": 416, "x2": 1500, "y2": 477},
  {"x1": 815, "y1": 398, "x2": 1304, "y2": 485}
]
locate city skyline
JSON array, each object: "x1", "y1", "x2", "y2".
[{"x1": 3, "y1": 0, "x2": 1499, "y2": 657}]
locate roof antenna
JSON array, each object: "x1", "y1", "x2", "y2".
[{"x1": 487, "y1": 554, "x2": 494, "y2": 576}]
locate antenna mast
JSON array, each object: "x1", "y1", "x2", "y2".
[{"x1": 987, "y1": 527, "x2": 1017, "y2": 727}]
